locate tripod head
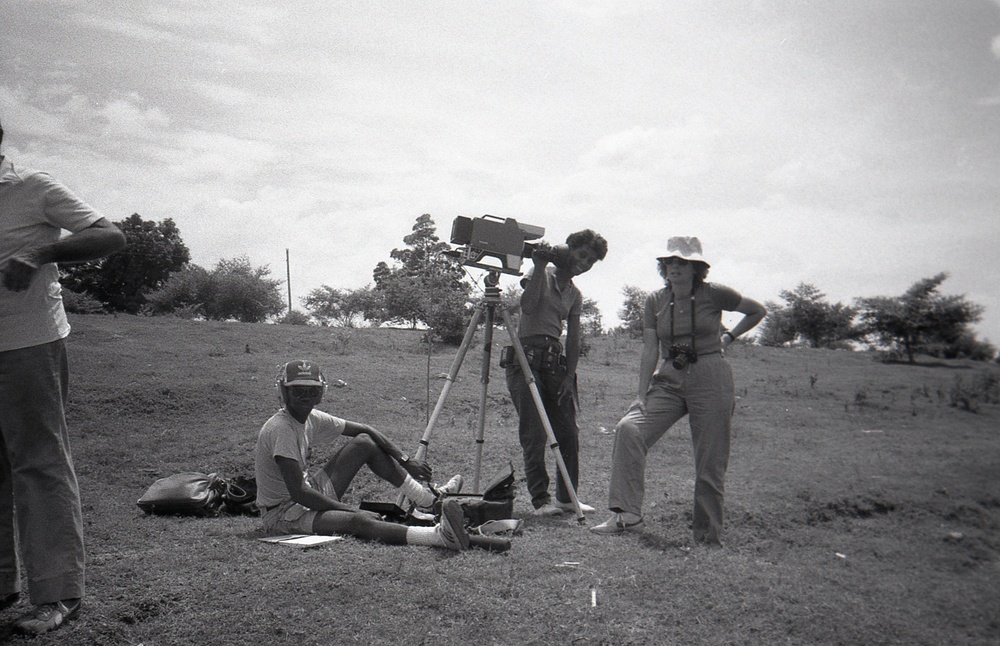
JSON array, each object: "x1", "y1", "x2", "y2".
[{"x1": 482, "y1": 270, "x2": 503, "y2": 304}]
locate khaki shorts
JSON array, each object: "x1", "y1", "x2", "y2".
[{"x1": 260, "y1": 470, "x2": 337, "y2": 535}]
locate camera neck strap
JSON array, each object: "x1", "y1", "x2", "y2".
[{"x1": 668, "y1": 291, "x2": 697, "y2": 355}]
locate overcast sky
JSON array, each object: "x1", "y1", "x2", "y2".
[{"x1": 2, "y1": 1, "x2": 998, "y2": 343}]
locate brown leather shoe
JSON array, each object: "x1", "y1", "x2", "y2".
[
  {"x1": 0, "y1": 591, "x2": 20, "y2": 611},
  {"x1": 589, "y1": 513, "x2": 644, "y2": 535}
]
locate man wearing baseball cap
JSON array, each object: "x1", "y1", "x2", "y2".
[{"x1": 254, "y1": 360, "x2": 467, "y2": 550}]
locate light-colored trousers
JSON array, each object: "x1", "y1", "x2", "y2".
[
  {"x1": 608, "y1": 353, "x2": 734, "y2": 544},
  {"x1": 0, "y1": 339, "x2": 86, "y2": 604}
]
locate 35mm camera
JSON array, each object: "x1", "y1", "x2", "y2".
[{"x1": 669, "y1": 344, "x2": 698, "y2": 370}]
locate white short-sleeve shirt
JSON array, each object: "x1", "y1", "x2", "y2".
[{"x1": 254, "y1": 408, "x2": 347, "y2": 508}]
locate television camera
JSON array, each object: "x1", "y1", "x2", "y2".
[
  {"x1": 403, "y1": 213, "x2": 588, "y2": 519},
  {"x1": 447, "y1": 214, "x2": 565, "y2": 275}
]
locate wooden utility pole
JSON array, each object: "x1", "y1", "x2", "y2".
[{"x1": 286, "y1": 249, "x2": 292, "y2": 313}]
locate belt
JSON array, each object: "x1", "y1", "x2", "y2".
[{"x1": 519, "y1": 335, "x2": 562, "y2": 353}]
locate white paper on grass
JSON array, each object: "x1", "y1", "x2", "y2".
[{"x1": 258, "y1": 534, "x2": 342, "y2": 547}]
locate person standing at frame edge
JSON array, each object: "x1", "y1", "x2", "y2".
[
  {"x1": 0, "y1": 117, "x2": 127, "y2": 636},
  {"x1": 505, "y1": 229, "x2": 608, "y2": 517},
  {"x1": 591, "y1": 236, "x2": 766, "y2": 546}
]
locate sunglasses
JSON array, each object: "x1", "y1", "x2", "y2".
[
  {"x1": 287, "y1": 386, "x2": 324, "y2": 398},
  {"x1": 660, "y1": 257, "x2": 690, "y2": 266}
]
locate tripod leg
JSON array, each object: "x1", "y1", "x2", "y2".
[
  {"x1": 473, "y1": 304, "x2": 496, "y2": 493},
  {"x1": 394, "y1": 304, "x2": 483, "y2": 507},
  {"x1": 499, "y1": 308, "x2": 586, "y2": 523}
]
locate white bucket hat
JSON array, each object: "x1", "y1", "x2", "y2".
[{"x1": 657, "y1": 236, "x2": 710, "y2": 267}]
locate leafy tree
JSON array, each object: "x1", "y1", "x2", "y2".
[
  {"x1": 616, "y1": 285, "x2": 649, "y2": 337},
  {"x1": 945, "y1": 331, "x2": 997, "y2": 362},
  {"x1": 757, "y1": 301, "x2": 796, "y2": 347},
  {"x1": 143, "y1": 264, "x2": 211, "y2": 317},
  {"x1": 857, "y1": 273, "x2": 986, "y2": 362},
  {"x1": 581, "y1": 298, "x2": 604, "y2": 336},
  {"x1": 372, "y1": 214, "x2": 472, "y2": 343},
  {"x1": 499, "y1": 282, "x2": 523, "y2": 321},
  {"x1": 204, "y1": 256, "x2": 286, "y2": 323},
  {"x1": 60, "y1": 213, "x2": 189, "y2": 313},
  {"x1": 302, "y1": 285, "x2": 376, "y2": 327},
  {"x1": 369, "y1": 261, "x2": 425, "y2": 328},
  {"x1": 762, "y1": 283, "x2": 861, "y2": 348},
  {"x1": 145, "y1": 256, "x2": 285, "y2": 323}
]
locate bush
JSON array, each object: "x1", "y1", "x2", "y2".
[
  {"x1": 144, "y1": 265, "x2": 211, "y2": 315},
  {"x1": 943, "y1": 333, "x2": 997, "y2": 362},
  {"x1": 949, "y1": 373, "x2": 1000, "y2": 413},
  {"x1": 62, "y1": 289, "x2": 107, "y2": 314},
  {"x1": 144, "y1": 257, "x2": 285, "y2": 323},
  {"x1": 279, "y1": 310, "x2": 312, "y2": 326}
]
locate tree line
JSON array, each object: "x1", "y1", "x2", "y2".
[
  {"x1": 60, "y1": 213, "x2": 996, "y2": 362},
  {"x1": 616, "y1": 278, "x2": 994, "y2": 362}
]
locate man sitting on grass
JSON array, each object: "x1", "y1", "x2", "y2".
[{"x1": 254, "y1": 360, "x2": 467, "y2": 550}]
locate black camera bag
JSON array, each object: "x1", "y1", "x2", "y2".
[{"x1": 442, "y1": 461, "x2": 516, "y2": 526}]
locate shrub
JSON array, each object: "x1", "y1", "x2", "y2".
[
  {"x1": 279, "y1": 310, "x2": 312, "y2": 326},
  {"x1": 62, "y1": 289, "x2": 106, "y2": 314},
  {"x1": 949, "y1": 373, "x2": 1000, "y2": 413}
]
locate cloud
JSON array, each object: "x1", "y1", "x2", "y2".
[
  {"x1": 0, "y1": 86, "x2": 64, "y2": 139},
  {"x1": 3, "y1": 2, "x2": 998, "y2": 343},
  {"x1": 582, "y1": 120, "x2": 718, "y2": 176},
  {"x1": 100, "y1": 96, "x2": 171, "y2": 138},
  {"x1": 549, "y1": 119, "x2": 722, "y2": 211}
]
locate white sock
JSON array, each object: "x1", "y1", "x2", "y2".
[
  {"x1": 406, "y1": 526, "x2": 445, "y2": 547},
  {"x1": 398, "y1": 475, "x2": 435, "y2": 508}
]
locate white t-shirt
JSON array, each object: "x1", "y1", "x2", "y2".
[
  {"x1": 254, "y1": 408, "x2": 347, "y2": 509},
  {"x1": 0, "y1": 157, "x2": 106, "y2": 352}
]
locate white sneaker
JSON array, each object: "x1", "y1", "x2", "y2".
[
  {"x1": 554, "y1": 500, "x2": 595, "y2": 514},
  {"x1": 14, "y1": 599, "x2": 81, "y2": 635},
  {"x1": 417, "y1": 474, "x2": 464, "y2": 514},
  {"x1": 533, "y1": 503, "x2": 564, "y2": 517},
  {"x1": 436, "y1": 474, "x2": 463, "y2": 496},
  {"x1": 437, "y1": 499, "x2": 470, "y2": 551},
  {"x1": 475, "y1": 519, "x2": 524, "y2": 536}
]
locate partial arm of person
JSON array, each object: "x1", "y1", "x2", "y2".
[
  {"x1": 341, "y1": 421, "x2": 432, "y2": 481},
  {"x1": 519, "y1": 252, "x2": 551, "y2": 315},
  {"x1": 628, "y1": 327, "x2": 661, "y2": 414},
  {"x1": 558, "y1": 308, "x2": 582, "y2": 405},
  {"x1": 1, "y1": 218, "x2": 126, "y2": 292},
  {"x1": 274, "y1": 455, "x2": 357, "y2": 513},
  {"x1": 720, "y1": 297, "x2": 768, "y2": 351}
]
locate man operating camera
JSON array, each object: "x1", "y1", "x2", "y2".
[{"x1": 504, "y1": 229, "x2": 608, "y2": 517}]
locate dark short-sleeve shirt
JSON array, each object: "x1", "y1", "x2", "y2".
[
  {"x1": 643, "y1": 283, "x2": 743, "y2": 358},
  {"x1": 517, "y1": 266, "x2": 582, "y2": 340}
]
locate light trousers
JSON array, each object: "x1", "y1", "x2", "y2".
[
  {"x1": 0, "y1": 339, "x2": 86, "y2": 604},
  {"x1": 608, "y1": 353, "x2": 734, "y2": 544}
]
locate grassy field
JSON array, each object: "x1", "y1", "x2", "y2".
[{"x1": 3, "y1": 314, "x2": 997, "y2": 645}]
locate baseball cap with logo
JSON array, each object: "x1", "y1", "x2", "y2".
[{"x1": 280, "y1": 360, "x2": 326, "y2": 387}]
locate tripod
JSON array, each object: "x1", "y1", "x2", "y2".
[{"x1": 399, "y1": 269, "x2": 586, "y2": 522}]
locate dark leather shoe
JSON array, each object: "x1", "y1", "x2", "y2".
[{"x1": 0, "y1": 592, "x2": 20, "y2": 611}]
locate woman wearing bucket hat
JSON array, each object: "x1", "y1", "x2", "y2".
[{"x1": 591, "y1": 237, "x2": 766, "y2": 545}]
